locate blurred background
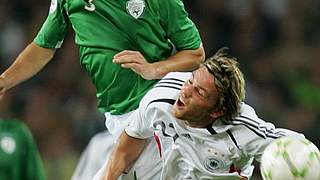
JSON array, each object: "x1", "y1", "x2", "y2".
[{"x1": 0, "y1": 0, "x2": 319, "y2": 179}]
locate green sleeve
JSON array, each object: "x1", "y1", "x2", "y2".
[
  {"x1": 158, "y1": 0, "x2": 202, "y2": 50},
  {"x1": 34, "y1": 0, "x2": 69, "y2": 49},
  {"x1": 21, "y1": 123, "x2": 46, "y2": 180}
]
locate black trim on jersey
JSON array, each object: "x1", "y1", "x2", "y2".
[
  {"x1": 148, "y1": 98, "x2": 176, "y2": 106},
  {"x1": 206, "y1": 122, "x2": 217, "y2": 135},
  {"x1": 154, "y1": 85, "x2": 181, "y2": 91},
  {"x1": 234, "y1": 116, "x2": 281, "y2": 139},
  {"x1": 173, "y1": 133, "x2": 179, "y2": 142},
  {"x1": 157, "y1": 80, "x2": 184, "y2": 87},
  {"x1": 230, "y1": 122, "x2": 266, "y2": 139},
  {"x1": 160, "y1": 78, "x2": 185, "y2": 83},
  {"x1": 226, "y1": 130, "x2": 240, "y2": 149}
]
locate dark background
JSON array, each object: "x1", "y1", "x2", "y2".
[{"x1": 0, "y1": 0, "x2": 319, "y2": 179}]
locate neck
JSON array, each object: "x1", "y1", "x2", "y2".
[{"x1": 185, "y1": 118, "x2": 215, "y2": 128}]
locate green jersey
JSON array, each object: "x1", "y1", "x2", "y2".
[
  {"x1": 34, "y1": 0, "x2": 201, "y2": 114},
  {"x1": 0, "y1": 120, "x2": 45, "y2": 180}
]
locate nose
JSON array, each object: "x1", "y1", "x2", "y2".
[{"x1": 181, "y1": 83, "x2": 192, "y2": 98}]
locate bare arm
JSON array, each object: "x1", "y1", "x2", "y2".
[
  {"x1": 0, "y1": 42, "x2": 55, "y2": 99},
  {"x1": 113, "y1": 45, "x2": 205, "y2": 80},
  {"x1": 104, "y1": 131, "x2": 147, "y2": 180}
]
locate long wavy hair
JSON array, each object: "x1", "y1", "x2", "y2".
[{"x1": 203, "y1": 47, "x2": 245, "y2": 122}]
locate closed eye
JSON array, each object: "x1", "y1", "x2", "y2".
[{"x1": 195, "y1": 87, "x2": 206, "y2": 98}]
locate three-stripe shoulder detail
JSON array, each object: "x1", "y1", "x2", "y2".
[
  {"x1": 154, "y1": 78, "x2": 184, "y2": 91},
  {"x1": 232, "y1": 116, "x2": 282, "y2": 139},
  {"x1": 147, "y1": 98, "x2": 176, "y2": 107}
]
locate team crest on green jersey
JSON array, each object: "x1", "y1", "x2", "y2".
[
  {"x1": 126, "y1": 0, "x2": 145, "y2": 19},
  {"x1": 84, "y1": 0, "x2": 96, "y2": 11},
  {"x1": 0, "y1": 135, "x2": 16, "y2": 154}
]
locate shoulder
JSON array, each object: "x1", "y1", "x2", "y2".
[
  {"x1": 0, "y1": 119, "x2": 29, "y2": 132},
  {"x1": 138, "y1": 72, "x2": 190, "y2": 117},
  {"x1": 164, "y1": 72, "x2": 192, "y2": 80},
  {"x1": 226, "y1": 103, "x2": 277, "y2": 142},
  {"x1": 147, "y1": 0, "x2": 185, "y2": 12},
  {"x1": 141, "y1": 72, "x2": 190, "y2": 106}
]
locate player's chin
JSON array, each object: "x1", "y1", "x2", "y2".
[{"x1": 171, "y1": 106, "x2": 183, "y2": 118}]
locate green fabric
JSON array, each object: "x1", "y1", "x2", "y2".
[
  {"x1": 34, "y1": 0, "x2": 201, "y2": 114},
  {"x1": 0, "y1": 120, "x2": 45, "y2": 180}
]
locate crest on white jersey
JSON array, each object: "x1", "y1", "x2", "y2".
[
  {"x1": 126, "y1": 0, "x2": 145, "y2": 19},
  {"x1": 0, "y1": 136, "x2": 16, "y2": 154},
  {"x1": 203, "y1": 156, "x2": 222, "y2": 172},
  {"x1": 49, "y1": 0, "x2": 57, "y2": 13}
]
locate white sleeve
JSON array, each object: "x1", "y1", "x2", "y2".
[
  {"x1": 234, "y1": 103, "x2": 305, "y2": 162},
  {"x1": 125, "y1": 107, "x2": 154, "y2": 139},
  {"x1": 125, "y1": 72, "x2": 187, "y2": 139}
]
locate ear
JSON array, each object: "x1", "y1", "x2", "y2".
[{"x1": 209, "y1": 110, "x2": 224, "y2": 119}]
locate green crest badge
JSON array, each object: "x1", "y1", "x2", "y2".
[
  {"x1": 84, "y1": 0, "x2": 96, "y2": 11},
  {"x1": 126, "y1": 0, "x2": 145, "y2": 19},
  {"x1": 0, "y1": 136, "x2": 16, "y2": 154}
]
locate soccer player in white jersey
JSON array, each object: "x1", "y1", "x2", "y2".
[{"x1": 99, "y1": 48, "x2": 304, "y2": 180}]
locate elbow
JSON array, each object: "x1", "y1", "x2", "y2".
[
  {"x1": 197, "y1": 44, "x2": 206, "y2": 63},
  {"x1": 191, "y1": 44, "x2": 206, "y2": 67}
]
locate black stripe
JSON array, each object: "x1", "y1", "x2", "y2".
[
  {"x1": 230, "y1": 122, "x2": 266, "y2": 139},
  {"x1": 206, "y1": 122, "x2": 217, "y2": 135},
  {"x1": 233, "y1": 120, "x2": 280, "y2": 139},
  {"x1": 157, "y1": 80, "x2": 184, "y2": 87},
  {"x1": 161, "y1": 77, "x2": 185, "y2": 83},
  {"x1": 226, "y1": 130, "x2": 239, "y2": 149},
  {"x1": 173, "y1": 133, "x2": 179, "y2": 142},
  {"x1": 148, "y1": 98, "x2": 176, "y2": 106},
  {"x1": 154, "y1": 85, "x2": 181, "y2": 91},
  {"x1": 238, "y1": 116, "x2": 262, "y2": 126},
  {"x1": 235, "y1": 117, "x2": 281, "y2": 138}
]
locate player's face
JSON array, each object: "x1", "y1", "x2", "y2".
[{"x1": 172, "y1": 66, "x2": 220, "y2": 123}]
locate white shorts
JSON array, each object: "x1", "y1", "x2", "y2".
[{"x1": 92, "y1": 111, "x2": 162, "y2": 180}]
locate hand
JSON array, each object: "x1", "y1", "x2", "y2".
[{"x1": 113, "y1": 50, "x2": 158, "y2": 80}]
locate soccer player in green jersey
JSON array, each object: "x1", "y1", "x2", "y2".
[
  {"x1": 0, "y1": 0, "x2": 204, "y2": 178},
  {"x1": 0, "y1": 119, "x2": 45, "y2": 180}
]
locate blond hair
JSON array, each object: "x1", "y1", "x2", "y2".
[{"x1": 204, "y1": 47, "x2": 245, "y2": 122}]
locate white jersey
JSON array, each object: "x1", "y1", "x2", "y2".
[
  {"x1": 72, "y1": 131, "x2": 112, "y2": 180},
  {"x1": 125, "y1": 72, "x2": 304, "y2": 180}
]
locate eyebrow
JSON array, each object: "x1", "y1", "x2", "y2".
[{"x1": 193, "y1": 71, "x2": 209, "y2": 97}]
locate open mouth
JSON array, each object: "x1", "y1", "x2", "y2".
[{"x1": 176, "y1": 97, "x2": 185, "y2": 107}]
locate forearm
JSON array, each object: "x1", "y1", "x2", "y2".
[
  {"x1": 104, "y1": 132, "x2": 147, "y2": 180},
  {"x1": 152, "y1": 45, "x2": 205, "y2": 79},
  {"x1": 0, "y1": 42, "x2": 55, "y2": 90}
]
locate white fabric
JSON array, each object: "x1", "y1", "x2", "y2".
[
  {"x1": 124, "y1": 72, "x2": 304, "y2": 179},
  {"x1": 104, "y1": 111, "x2": 134, "y2": 135},
  {"x1": 72, "y1": 111, "x2": 135, "y2": 180},
  {"x1": 93, "y1": 137, "x2": 162, "y2": 180},
  {"x1": 93, "y1": 111, "x2": 162, "y2": 180},
  {"x1": 71, "y1": 131, "x2": 112, "y2": 180}
]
